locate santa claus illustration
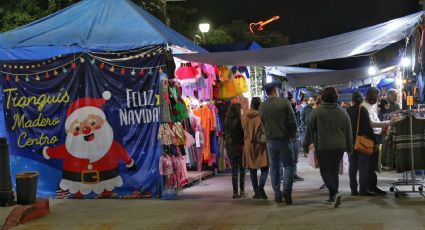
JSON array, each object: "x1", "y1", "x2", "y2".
[{"x1": 42, "y1": 91, "x2": 135, "y2": 198}]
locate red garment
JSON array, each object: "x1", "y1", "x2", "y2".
[{"x1": 45, "y1": 141, "x2": 132, "y2": 172}]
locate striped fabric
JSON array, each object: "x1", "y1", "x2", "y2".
[{"x1": 392, "y1": 117, "x2": 425, "y2": 173}]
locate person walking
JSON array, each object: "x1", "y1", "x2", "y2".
[
  {"x1": 303, "y1": 87, "x2": 353, "y2": 207},
  {"x1": 346, "y1": 92, "x2": 377, "y2": 196},
  {"x1": 362, "y1": 87, "x2": 389, "y2": 195},
  {"x1": 260, "y1": 86, "x2": 297, "y2": 205},
  {"x1": 241, "y1": 97, "x2": 269, "y2": 200},
  {"x1": 225, "y1": 103, "x2": 245, "y2": 199}
]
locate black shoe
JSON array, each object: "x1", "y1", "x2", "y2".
[
  {"x1": 351, "y1": 191, "x2": 359, "y2": 196},
  {"x1": 233, "y1": 193, "x2": 241, "y2": 199},
  {"x1": 334, "y1": 193, "x2": 342, "y2": 208},
  {"x1": 259, "y1": 188, "x2": 268, "y2": 200},
  {"x1": 294, "y1": 175, "x2": 304, "y2": 182},
  {"x1": 240, "y1": 191, "x2": 246, "y2": 197},
  {"x1": 369, "y1": 187, "x2": 387, "y2": 195},
  {"x1": 359, "y1": 192, "x2": 376, "y2": 197},
  {"x1": 283, "y1": 193, "x2": 293, "y2": 205},
  {"x1": 274, "y1": 196, "x2": 283, "y2": 203},
  {"x1": 253, "y1": 192, "x2": 260, "y2": 199},
  {"x1": 326, "y1": 193, "x2": 335, "y2": 203}
]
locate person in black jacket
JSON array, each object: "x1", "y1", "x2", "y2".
[
  {"x1": 346, "y1": 92, "x2": 377, "y2": 196},
  {"x1": 225, "y1": 103, "x2": 245, "y2": 198}
]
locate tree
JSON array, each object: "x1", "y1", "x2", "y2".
[
  {"x1": 0, "y1": 0, "x2": 80, "y2": 32},
  {"x1": 166, "y1": 5, "x2": 197, "y2": 38},
  {"x1": 134, "y1": 0, "x2": 169, "y2": 25},
  {"x1": 0, "y1": 0, "x2": 168, "y2": 32},
  {"x1": 205, "y1": 29, "x2": 234, "y2": 44}
]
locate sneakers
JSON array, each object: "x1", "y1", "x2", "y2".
[
  {"x1": 326, "y1": 196, "x2": 335, "y2": 203},
  {"x1": 334, "y1": 193, "x2": 342, "y2": 208},
  {"x1": 369, "y1": 187, "x2": 387, "y2": 195},
  {"x1": 359, "y1": 191, "x2": 376, "y2": 197},
  {"x1": 294, "y1": 175, "x2": 304, "y2": 182}
]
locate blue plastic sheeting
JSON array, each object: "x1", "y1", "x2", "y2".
[
  {"x1": 176, "y1": 11, "x2": 424, "y2": 66},
  {"x1": 0, "y1": 0, "x2": 206, "y2": 61},
  {"x1": 377, "y1": 78, "x2": 396, "y2": 89}
]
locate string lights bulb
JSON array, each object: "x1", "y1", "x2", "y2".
[
  {"x1": 401, "y1": 57, "x2": 411, "y2": 67},
  {"x1": 368, "y1": 66, "x2": 377, "y2": 76}
]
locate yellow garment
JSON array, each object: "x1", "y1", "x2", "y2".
[
  {"x1": 217, "y1": 66, "x2": 232, "y2": 82},
  {"x1": 234, "y1": 75, "x2": 248, "y2": 95},
  {"x1": 219, "y1": 79, "x2": 238, "y2": 99}
]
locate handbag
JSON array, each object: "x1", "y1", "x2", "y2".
[
  {"x1": 354, "y1": 106, "x2": 375, "y2": 155},
  {"x1": 252, "y1": 125, "x2": 267, "y2": 144}
]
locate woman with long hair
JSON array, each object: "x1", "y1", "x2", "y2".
[
  {"x1": 241, "y1": 97, "x2": 269, "y2": 199},
  {"x1": 225, "y1": 103, "x2": 245, "y2": 198}
]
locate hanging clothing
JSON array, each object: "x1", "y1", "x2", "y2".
[
  {"x1": 160, "y1": 80, "x2": 173, "y2": 123},
  {"x1": 391, "y1": 116, "x2": 425, "y2": 172},
  {"x1": 233, "y1": 75, "x2": 249, "y2": 95},
  {"x1": 193, "y1": 106, "x2": 215, "y2": 161},
  {"x1": 416, "y1": 72, "x2": 424, "y2": 103},
  {"x1": 175, "y1": 63, "x2": 198, "y2": 84},
  {"x1": 217, "y1": 65, "x2": 232, "y2": 82},
  {"x1": 231, "y1": 66, "x2": 250, "y2": 78}
]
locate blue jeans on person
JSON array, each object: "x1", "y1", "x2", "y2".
[
  {"x1": 280, "y1": 139, "x2": 299, "y2": 180},
  {"x1": 267, "y1": 139, "x2": 294, "y2": 201}
]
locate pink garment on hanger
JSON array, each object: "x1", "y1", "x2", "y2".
[{"x1": 184, "y1": 130, "x2": 196, "y2": 147}]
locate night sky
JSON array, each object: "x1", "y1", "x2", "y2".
[{"x1": 177, "y1": 0, "x2": 421, "y2": 43}]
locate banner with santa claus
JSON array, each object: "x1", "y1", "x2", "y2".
[{"x1": 0, "y1": 46, "x2": 166, "y2": 198}]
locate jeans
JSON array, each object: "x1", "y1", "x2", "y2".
[
  {"x1": 266, "y1": 139, "x2": 294, "y2": 200},
  {"x1": 349, "y1": 152, "x2": 370, "y2": 194},
  {"x1": 316, "y1": 150, "x2": 344, "y2": 197},
  {"x1": 250, "y1": 167, "x2": 269, "y2": 193},
  {"x1": 280, "y1": 139, "x2": 299, "y2": 180},
  {"x1": 368, "y1": 135, "x2": 382, "y2": 190},
  {"x1": 292, "y1": 140, "x2": 299, "y2": 175},
  {"x1": 227, "y1": 145, "x2": 245, "y2": 194}
]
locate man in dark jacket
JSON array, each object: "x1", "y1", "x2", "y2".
[
  {"x1": 300, "y1": 96, "x2": 316, "y2": 131},
  {"x1": 346, "y1": 92, "x2": 377, "y2": 196},
  {"x1": 260, "y1": 85, "x2": 297, "y2": 205}
]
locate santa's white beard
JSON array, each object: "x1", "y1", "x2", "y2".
[{"x1": 65, "y1": 122, "x2": 114, "y2": 163}]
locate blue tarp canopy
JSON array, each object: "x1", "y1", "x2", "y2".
[
  {"x1": 176, "y1": 11, "x2": 424, "y2": 66},
  {"x1": 0, "y1": 0, "x2": 206, "y2": 61}
]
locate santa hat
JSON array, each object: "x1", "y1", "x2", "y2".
[{"x1": 65, "y1": 91, "x2": 111, "y2": 130}]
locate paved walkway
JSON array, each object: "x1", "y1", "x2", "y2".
[{"x1": 4, "y1": 157, "x2": 425, "y2": 230}]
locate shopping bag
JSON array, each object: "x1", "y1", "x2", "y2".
[{"x1": 307, "y1": 145, "x2": 319, "y2": 168}]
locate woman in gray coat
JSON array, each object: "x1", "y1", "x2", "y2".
[{"x1": 303, "y1": 87, "x2": 353, "y2": 208}]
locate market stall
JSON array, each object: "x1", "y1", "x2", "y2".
[{"x1": 0, "y1": 0, "x2": 205, "y2": 198}]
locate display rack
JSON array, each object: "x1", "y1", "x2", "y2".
[{"x1": 390, "y1": 111, "x2": 425, "y2": 198}]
